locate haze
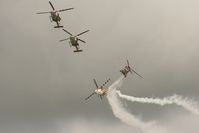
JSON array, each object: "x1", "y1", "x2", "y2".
[{"x1": 0, "y1": 0, "x2": 199, "y2": 133}]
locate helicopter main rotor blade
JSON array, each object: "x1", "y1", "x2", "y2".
[
  {"x1": 129, "y1": 69, "x2": 133, "y2": 74},
  {"x1": 57, "y1": 8, "x2": 74, "y2": 12},
  {"x1": 93, "y1": 79, "x2": 99, "y2": 88},
  {"x1": 75, "y1": 30, "x2": 90, "y2": 37},
  {"x1": 127, "y1": 60, "x2": 130, "y2": 67},
  {"x1": 131, "y1": 69, "x2": 143, "y2": 78},
  {"x1": 63, "y1": 29, "x2": 73, "y2": 36},
  {"x1": 85, "y1": 92, "x2": 95, "y2": 100},
  {"x1": 101, "y1": 78, "x2": 111, "y2": 87},
  {"x1": 77, "y1": 38, "x2": 86, "y2": 43},
  {"x1": 100, "y1": 95, "x2": 102, "y2": 100},
  {"x1": 36, "y1": 11, "x2": 51, "y2": 14},
  {"x1": 59, "y1": 38, "x2": 70, "y2": 42},
  {"x1": 49, "y1": 1, "x2": 55, "y2": 10},
  {"x1": 126, "y1": 60, "x2": 133, "y2": 74}
]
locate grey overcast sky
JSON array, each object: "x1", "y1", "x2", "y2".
[{"x1": 0, "y1": 0, "x2": 199, "y2": 133}]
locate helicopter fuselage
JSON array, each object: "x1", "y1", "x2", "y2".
[
  {"x1": 50, "y1": 11, "x2": 61, "y2": 22},
  {"x1": 69, "y1": 37, "x2": 79, "y2": 46},
  {"x1": 95, "y1": 88, "x2": 108, "y2": 96},
  {"x1": 120, "y1": 66, "x2": 131, "y2": 77}
]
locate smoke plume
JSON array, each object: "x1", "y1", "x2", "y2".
[
  {"x1": 107, "y1": 76, "x2": 199, "y2": 133},
  {"x1": 116, "y1": 91, "x2": 199, "y2": 115},
  {"x1": 107, "y1": 76, "x2": 161, "y2": 133}
]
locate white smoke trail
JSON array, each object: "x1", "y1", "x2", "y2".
[
  {"x1": 107, "y1": 76, "x2": 199, "y2": 133},
  {"x1": 116, "y1": 91, "x2": 199, "y2": 115},
  {"x1": 107, "y1": 76, "x2": 158, "y2": 133}
]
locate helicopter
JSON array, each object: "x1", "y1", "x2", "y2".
[
  {"x1": 36, "y1": 1, "x2": 74, "y2": 28},
  {"x1": 120, "y1": 60, "x2": 143, "y2": 78},
  {"x1": 59, "y1": 29, "x2": 90, "y2": 52},
  {"x1": 85, "y1": 78, "x2": 111, "y2": 100}
]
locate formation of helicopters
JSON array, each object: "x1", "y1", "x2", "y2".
[
  {"x1": 85, "y1": 60, "x2": 142, "y2": 100},
  {"x1": 36, "y1": 1, "x2": 143, "y2": 101},
  {"x1": 36, "y1": 1, "x2": 89, "y2": 52}
]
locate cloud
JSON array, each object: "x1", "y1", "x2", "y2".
[
  {"x1": 0, "y1": 0, "x2": 199, "y2": 132},
  {"x1": 165, "y1": 114, "x2": 199, "y2": 133},
  {"x1": 57, "y1": 113, "x2": 199, "y2": 133},
  {"x1": 60, "y1": 118, "x2": 134, "y2": 133}
]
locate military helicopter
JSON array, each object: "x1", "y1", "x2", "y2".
[
  {"x1": 85, "y1": 78, "x2": 111, "y2": 100},
  {"x1": 59, "y1": 29, "x2": 90, "y2": 52},
  {"x1": 36, "y1": 1, "x2": 74, "y2": 28},
  {"x1": 120, "y1": 60, "x2": 143, "y2": 78}
]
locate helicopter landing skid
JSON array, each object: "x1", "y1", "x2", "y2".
[
  {"x1": 74, "y1": 50, "x2": 83, "y2": 52},
  {"x1": 54, "y1": 26, "x2": 63, "y2": 28}
]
